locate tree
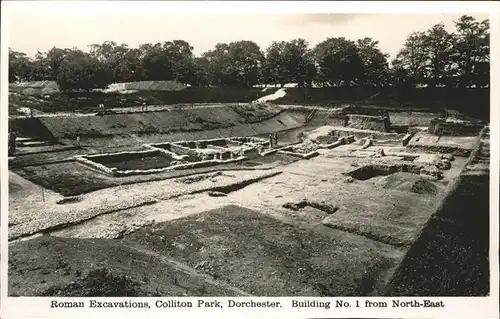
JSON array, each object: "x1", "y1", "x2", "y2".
[
  {"x1": 162, "y1": 40, "x2": 196, "y2": 84},
  {"x1": 421, "y1": 24, "x2": 454, "y2": 87},
  {"x1": 8, "y1": 15, "x2": 489, "y2": 90},
  {"x1": 203, "y1": 41, "x2": 264, "y2": 87},
  {"x1": 298, "y1": 50, "x2": 317, "y2": 88},
  {"x1": 356, "y1": 38, "x2": 390, "y2": 87},
  {"x1": 45, "y1": 47, "x2": 71, "y2": 80},
  {"x1": 227, "y1": 40, "x2": 264, "y2": 87},
  {"x1": 450, "y1": 15, "x2": 489, "y2": 87},
  {"x1": 89, "y1": 41, "x2": 132, "y2": 83},
  {"x1": 203, "y1": 43, "x2": 233, "y2": 86},
  {"x1": 388, "y1": 61, "x2": 413, "y2": 88},
  {"x1": 263, "y1": 39, "x2": 316, "y2": 87},
  {"x1": 392, "y1": 32, "x2": 428, "y2": 87},
  {"x1": 9, "y1": 49, "x2": 33, "y2": 82},
  {"x1": 136, "y1": 40, "x2": 196, "y2": 84},
  {"x1": 139, "y1": 43, "x2": 174, "y2": 81},
  {"x1": 313, "y1": 37, "x2": 362, "y2": 86},
  {"x1": 56, "y1": 50, "x2": 110, "y2": 91},
  {"x1": 263, "y1": 41, "x2": 287, "y2": 87},
  {"x1": 30, "y1": 51, "x2": 51, "y2": 81},
  {"x1": 113, "y1": 48, "x2": 142, "y2": 82},
  {"x1": 283, "y1": 39, "x2": 316, "y2": 87},
  {"x1": 191, "y1": 57, "x2": 210, "y2": 87}
]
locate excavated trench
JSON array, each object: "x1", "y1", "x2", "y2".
[
  {"x1": 345, "y1": 164, "x2": 422, "y2": 181},
  {"x1": 8, "y1": 102, "x2": 490, "y2": 297}
]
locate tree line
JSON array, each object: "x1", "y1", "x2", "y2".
[{"x1": 9, "y1": 15, "x2": 489, "y2": 91}]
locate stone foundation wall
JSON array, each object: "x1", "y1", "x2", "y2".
[
  {"x1": 83, "y1": 149, "x2": 165, "y2": 164},
  {"x1": 112, "y1": 156, "x2": 246, "y2": 177},
  {"x1": 75, "y1": 156, "x2": 116, "y2": 176}
]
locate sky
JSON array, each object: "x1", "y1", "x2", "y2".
[{"x1": 4, "y1": 2, "x2": 489, "y2": 60}]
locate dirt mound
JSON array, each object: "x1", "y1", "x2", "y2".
[
  {"x1": 8, "y1": 88, "x2": 281, "y2": 115},
  {"x1": 9, "y1": 106, "x2": 305, "y2": 147},
  {"x1": 376, "y1": 172, "x2": 439, "y2": 195},
  {"x1": 9, "y1": 118, "x2": 58, "y2": 141},
  {"x1": 229, "y1": 103, "x2": 283, "y2": 123},
  {"x1": 347, "y1": 115, "x2": 389, "y2": 132},
  {"x1": 38, "y1": 105, "x2": 284, "y2": 139},
  {"x1": 9, "y1": 81, "x2": 60, "y2": 95},
  {"x1": 8, "y1": 236, "x2": 241, "y2": 296}
]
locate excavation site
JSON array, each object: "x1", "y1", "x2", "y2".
[{"x1": 7, "y1": 82, "x2": 490, "y2": 297}]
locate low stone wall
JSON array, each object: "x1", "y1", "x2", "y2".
[
  {"x1": 151, "y1": 137, "x2": 267, "y2": 161},
  {"x1": 77, "y1": 136, "x2": 276, "y2": 176},
  {"x1": 112, "y1": 156, "x2": 246, "y2": 177},
  {"x1": 75, "y1": 156, "x2": 116, "y2": 176},
  {"x1": 329, "y1": 127, "x2": 402, "y2": 140},
  {"x1": 278, "y1": 149, "x2": 320, "y2": 159},
  {"x1": 319, "y1": 135, "x2": 354, "y2": 149},
  {"x1": 278, "y1": 135, "x2": 354, "y2": 159},
  {"x1": 143, "y1": 144, "x2": 187, "y2": 160},
  {"x1": 76, "y1": 145, "x2": 249, "y2": 177},
  {"x1": 260, "y1": 149, "x2": 279, "y2": 156},
  {"x1": 82, "y1": 149, "x2": 164, "y2": 164},
  {"x1": 230, "y1": 136, "x2": 268, "y2": 145},
  {"x1": 357, "y1": 137, "x2": 408, "y2": 146}
]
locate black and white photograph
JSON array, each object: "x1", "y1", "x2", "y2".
[{"x1": 0, "y1": 1, "x2": 497, "y2": 317}]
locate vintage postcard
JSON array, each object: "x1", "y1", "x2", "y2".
[{"x1": 0, "y1": 1, "x2": 498, "y2": 318}]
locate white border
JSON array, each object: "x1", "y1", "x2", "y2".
[
  {"x1": 1, "y1": 2, "x2": 499, "y2": 319},
  {"x1": 1, "y1": 0, "x2": 10, "y2": 311}
]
